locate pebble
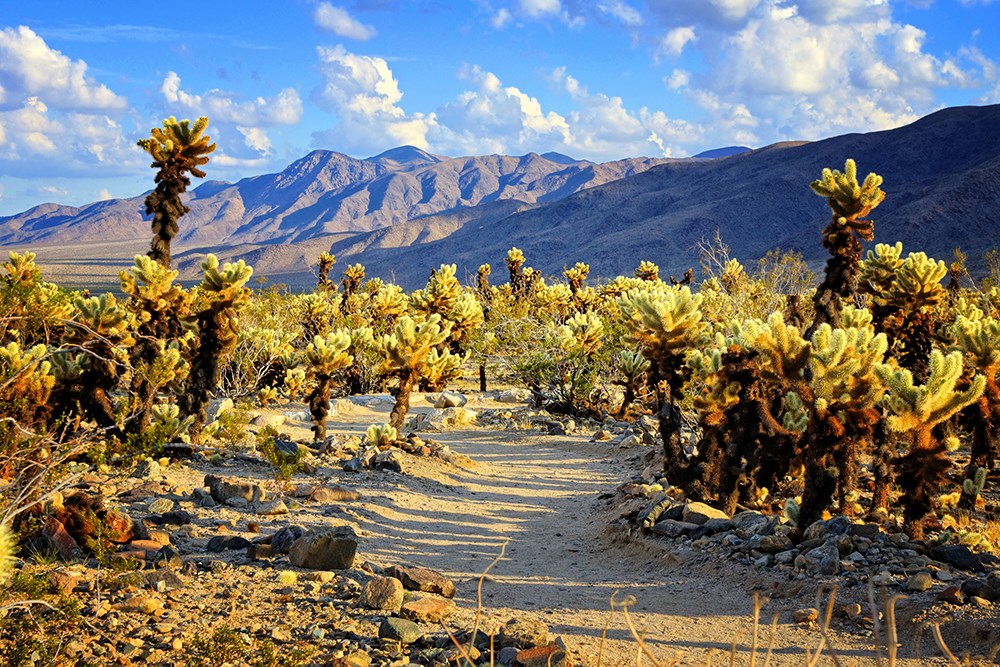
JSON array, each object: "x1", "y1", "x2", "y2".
[
  {"x1": 359, "y1": 576, "x2": 404, "y2": 612},
  {"x1": 378, "y1": 617, "x2": 422, "y2": 644},
  {"x1": 906, "y1": 572, "x2": 934, "y2": 592}
]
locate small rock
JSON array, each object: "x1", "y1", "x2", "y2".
[
  {"x1": 288, "y1": 527, "x2": 358, "y2": 570},
  {"x1": 150, "y1": 546, "x2": 183, "y2": 569},
  {"x1": 515, "y1": 644, "x2": 566, "y2": 667},
  {"x1": 117, "y1": 594, "x2": 163, "y2": 615},
  {"x1": 310, "y1": 485, "x2": 361, "y2": 503},
  {"x1": 906, "y1": 572, "x2": 934, "y2": 592},
  {"x1": 960, "y1": 578, "x2": 1000, "y2": 602},
  {"x1": 256, "y1": 500, "x2": 289, "y2": 516},
  {"x1": 206, "y1": 535, "x2": 253, "y2": 552},
  {"x1": 400, "y1": 597, "x2": 457, "y2": 623},
  {"x1": 935, "y1": 569, "x2": 954, "y2": 582},
  {"x1": 148, "y1": 498, "x2": 174, "y2": 514},
  {"x1": 842, "y1": 603, "x2": 862, "y2": 620},
  {"x1": 682, "y1": 502, "x2": 728, "y2": 525},
  {"x1": 931, "y1": 545, "x2": 985, "y2": 573},
  {"x1": 499, "y1": 617, "x2": 549, "y2": 649},
  {"x1": 498, "y1": 646, "x2": 520, "y2": 666},
  {"x1": 793, "y1": 608, "x2": 819, "y2": 625},
  {"x1": 757, "y1": 534, "x2": 794, "y2": 554},
  {"x1": 271, "y1": 626, "x2": 292, "y2": 642},
  {"x1": 938, "y1": 586, "x2": 965, "y2": 605},
  {"x1": 132, "y1": 459, "x2": 161, "y2": 479},
  {"x1": 434, "y1": 391, "x2": 468, "y2": 408},
  {"x1": 384, "y1": 565, "x2": 456, "y2": 598},
  {"x1": 42, "y1": 517, "x2": 82, "y2": 561},
  {"x1": 270, "y1": 525, "x2": 306, "y2": 554},
  {"x1": 48, "y1": 570, "x2": 80, "y2": 595},
  {"x1": 591, "y1": 429, "x2": 613, "y2": 442},
  {"x1": 359, "y1": 576, "x2": 404, "y2": 612},
  {"x1": 650, "y1": 519, "x2": 699, "y2": 538},
  {"x1": 971, "y1": 596, "x2": 992, "y2": 608},
  {"x1": 205, "y1": 474, "x2": 266, "y2": 504},
  {"x1": 497, "y1": 388, "x2": 532, "y2": 403},
  {"x1": 378, "y1": 617, "x2": 422, "y2": 644},
  {"x1": 701, "y1": 518, "x2": 735, "y2": 534}
]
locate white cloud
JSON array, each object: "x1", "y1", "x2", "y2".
[
  {"x1": 664, "y1": 69, "x2": 690, "y2": 89},
  {"x1": 314, "y1": 3, "x2": 377, "y2": 40},
  {"x1": 520, "y1": 0, "x2": 561, "y2": 17},
  {"x1": 97, "y1": 188, "x2": 113, "y2": 200},
  {"x1": 312, "y1": 44, "x2": 435, "y2": 152},
  {"x1": 658, "y1": 26, "x2": 697, "y2": 57},
  {"x1": 0, "y1": 26, "x2": 126, "y2": 111},
  {"x1": 492, "y1": 8, "x2": 513, "y2": 28},
  {"x1": 39, "y1": 185, "x2": 69, "y2": 197},
  {"x1": 160, "y1": 72, "x2": 302, "y2": 126},
  {"x1": 794, "y1": 0, "x2": 890, "y2": 24},
  {"x1": 598, "y1": 1, "x2": 643, "y2": 26}
]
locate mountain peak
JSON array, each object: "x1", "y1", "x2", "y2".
[
  {"x1": 541, "y1": 151, "x2": 579, "y2": 165},
  {"x1": 371, "y1": 145, "x2": 442, "y2": 164},
  {"x1": 692, "y1": 146, "x2": 752, "y2": 159}
]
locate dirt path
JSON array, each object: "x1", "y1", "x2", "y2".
[{"x1": 321, "y1": 398, "x2": 915, "y2": 666}]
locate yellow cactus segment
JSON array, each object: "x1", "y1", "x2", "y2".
[
  {"x1": 619, "y1": 349, "x2": 650, "y2": 379},
  {"x1": 0, "y1": 522, "x2": 14, "y2": 584},
  {"x1": 810, "y1": 158, "x2": 885, "y2": 225},
  {"x1": 616, "y1": 284, "x2": 706, "y2": 353},
  {"x1": 200, "y1": 255, "x2": 253, "y2": 293},
  {"x1": 120, "y1": 255, "x2": 181, "y2": 303},
  {"x1": 3, "y1": 250, "x2": 42, "y2": 285},
  {"x1": 634, "y1": 260, "x2": 660, "y2": 282},
  {"x1": 876, "y1": 350, "x2": 985, "y2": 433},
  {"x1": 366, "y1": 423, "x2": 398, "y2": 447},
  {"x1": 808, "y1": 323, "x2": 887, "y2": 405},
  {"x1": 558, "y1": 311, "x2": 604, "y2": 356},
  {"x1": 378, "y1": 314, "x2": 452, "y2": 371},
  {"x1": 951, "y1": 313, "x2": 1000, "y2": 374},
  {"x1": 859, "y1": 242, "x2": 904, "y2": 297},
  {"x1": 305, "y1": 330, "x2": 354, "y2": 376},
  {"x1": 735, "y1": 312, "x2": 810, "y2": 380}
]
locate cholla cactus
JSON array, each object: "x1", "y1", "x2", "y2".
[
  {"x1": 339, "y1": 264, "x2": 366, "y2": 315},
  {"x1": 137, "y1": 116, "x2": 215, "y2": 268},
  {"x1": 615, "y1": 348, "x2": 650, "y2": 417},
  {"x1": 536, "y1": 284, "x2": 574, "y2": 320},
  {"x1": 618, "y1": 284, "x2": 707, "y2": 473},
  {"x1": 420, "y1": 347, "x2": 464, "y2": 391},
  {"x1": 876, "y1": 350, "x2": 985, "y2": 538},
  {"x1": 950, "y1": 312, "x2": 1000, "y2": 477},
  {"x1": 564, "y1": 262, "x2": 589, "y2": 294},
  {"x1": 305, "y1": 330, "x2": 354, "y2": 440},
  {"x1": 476, "y1": 264, "x2": 493, "y2": 303},
  {"x1": 0, "y1": 522, "x2": 13, "y2": 584},
  {"x1": 316, "y1": 252, "x2": 336, "y2": 292},
  {"x1": 2, "y1": 251, "x2": 73, "y2": 345},
  {"x1": 962, "y1": 467, "x2": 987, "y2": 509},
  {"x1": 180, "y1": 255, "x2": 253, "y2": 442},
  {"x1": 150, "y1": 403, "x2": 194, "y2": 443},
  {"x1": 808, "y1": 159, "x2": 885, "y2": 334},
  {"x1": 735, "y1": 312, "x2": 810, "y2": 382},
  {"x1": 0, "y1": 342, "x2": 54, "y2": 426},
  {"x1": 283, "y1": 368, "x2": 306, "y2": 402},
  {"x1": 366, "y1": 423, "x2": 398, "y2": 448},
  {"x1": 299, "y1": 292, "x2": 336, "y2": 340},
  {"x1": 860, "y1": 242, "x2": 904, "y2": 298},
  {"x1": 634, "y1": 260, "x2": 660, "y2": 282},
  {"x1": 369, "y1": 283, "x2": 408, "y2": 324},
  {"x1": 377, "y1": 314, "x2": 452, "y2": 430},
  {"x1": 558, "y1": 311, "x2": 603, "y2": 357},
  {"x1": 258, "y1": 386, "x2": 279, "y2": 406}
]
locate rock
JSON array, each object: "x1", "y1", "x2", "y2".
[
  {"x1": 103, "y1": 510, "x2": 137, "y2": 543},
  {"x1": 650, "y1": 519, "x2": 699, "y2": 538},
  {"x1": 848, "y1": 523, "x2": 882, "y2": 539},
  {"x1": 938, "y1": 586, "x2": 965, "y2": 605},
  {"x1": 438, "y1": 407, "x2": 478, "y2": 427},
  {"x1": 373, "y1": 449, "x2": 404, "y2": 473},
  {"x1": 756, "y1": 534, "x2": 794, "y2": 554},
  {"x1": 434, "y1": 392, "x2": 468, "y2": 409},
  {"x1": 343, "y1": 457, "x2": 364, "y2": 473},
  {"x1": 930, "y1": 545, "x2": 986, "y2": 573},
  {"x1": 288, "y1": 527, "x2": 358, "y2": 570},
  {"x1": 497, "y1": 388, "x2": 532, "y2": 403},
  {"x1": 225, "y1": 497, "x2": 250, "y2": 509},
  {"x1": 146, "y1": 529, "x2": 172, "y2": 546},
  {"x1": 144, "y1": 569, "x2": 185, "y2": 592},
  {"x1": 515, "y1": 644, "x2": 566, "y2": 667},
  {"x1": 701, "y1": 518, "x2": 735, "y2": 534},
  {"x1": 400, "y1": 597, "x2": 456, "y2": 623},
  {"x1": 205, "y1": 474, "x2": 266, "y2": 504},
  {"x1": 206, "y1": 536, "x2": 253, "y2": 552},
  {"x1": 271, "y1": 625, "x2": 292, "y2": 642},
  {"x1": 156, "y1": 510, "x2": 192, "y2": 526},
  {"x1": 960, "y1": 578, "x2": 1000, "y2": 602},
  {"x1": 117, "y1": 594, "x2": 163, "y2": 615},
  {"x1": 498, "y1": 646, "x2": 520, "y2": 666},
  {"x1": 150, "y1": 546, "x2": 183, "y2": 569},
  {"x1": 270, "y1": 526, "x2": 306, "y2": 555},
  {"x1": 731, "y1": 511, "x2": 772, "y2": 537},
  {"x1": 801, "y1": 543, "x2": 840, "y2": 575},
  {"x1": 906, "y1": 572, "x2": 934, "y2": 592},
  {"x1": 359, "y1": 576, "x2": 404, "y2": 612},
  {"x1": 42, "y1": 517, "x2": 82, "y2": 561},
  {"x1": 638, "y1": 497, "x2": 681, "y2": 529},
  {"x1": 378, "y1": 617, "x2": 422, "y2": 644},
  {"x1": 616, "y1": 434, "x2": 640, "y2": 448},
  {"x1": 682, "y1": 502, "x2": 728, "y2": 525},
  {"x1": 842, "y1": 603, "x2": 862, "y2": 620},
  {"x1": 384, "y1": 565, "x2": 456, "y2": 598},
  {"x1": 148, "y1": 498, "x2": 174, "y2": 514},
  {"x1": 793, "y1": 608, "x2": 819, "y2": 625},
  {"x1": 132, "y1": 459, "x2": 161, "y2": 479},
  {"x1": 591, "y1": 429, "x2": 613, "y2": 442},
  {"x1": 310, "y1": 485, "x2": 361, "y2": 503},
  {"x1": 935, "y1": 569, "x2": 954, "y2": 582},
  {"x1": 256, "y1": 500, "x2": 289, "y2": 516},
  {"x1": 253, "y1": 414, "x2": 288, "y2": 431},
  {"x1": 972, "y1": 596, "x2": 992, "y2": 608},
  {"x1": 48, "y1": 570, "x2": 80, "y2": 595},
  {"x1": 498, "y1": 617, "x2": 549, "y2": 649}
]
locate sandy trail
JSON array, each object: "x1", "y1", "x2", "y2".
[{"x1": 320, "y1": 398, "x2": 910, "y2": 666}]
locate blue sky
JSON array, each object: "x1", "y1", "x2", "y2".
[{"x1": 0, "y1": 0, "x2": 998, "y2": 215}]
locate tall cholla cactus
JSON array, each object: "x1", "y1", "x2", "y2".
[
  {"x1": 808, "y1": 159, "x2": 885, "y2": 334},
  {"x1": 617, "y1": 284, "x2": 707, "y2": 474},
  {"x1": 564, "y1": 262, "x2": 589, "y2": 294},
  {"x1": 137, "y1": 116, "x2": 216, "y2": 268},
  {"x1": 410, "y1": 265, "x2": 484, "y2": 369},
  {"x1": 876, "y1": 350, "x2": 985, "y2": 538},
  {"x1": 950, "y1": 310, "x2": 1000, "y2": 481},
  {"x1": 181, "y1": 255, "x2": 253, "y2": 442},
  {"x1": 305, "y1": 330, "x2": 354, "y2": 441},
  {"x1": 476, "y1": 264, "x2": 493, "y2": 303},
  {"x1": 634, "y1": 260, "x2": 660, "y2": 282},
  {"x1": 377, "y1": 314, "x2": 454, "y2": 430},
  {"x1": 316, "y1": 252, "x2": 337, "y2": 292},
  {"x1": 369, "y1": 284, "x2": 408, "y2": 325},
  {"x1": 339, "y1": 263, "x2": 366, "y2": 315}
]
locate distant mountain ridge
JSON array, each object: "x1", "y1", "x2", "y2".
[
  {"x1": 0, "y1": 147, "x2": 670, "y2": 248},
  {"x1": 3, "y1": 105, "x2": 1000, "y2": 291}
]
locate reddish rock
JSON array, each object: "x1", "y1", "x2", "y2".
[
  {"x1": 515, "y1": 644, "x2": 568, "y2": 667},
  {"x1": 129, "y1": 539, "x2": 167, "y2": 553},
  {"x1": 938, "y1": 586, "x2": 965, "y2": 605},
  {"x1": 42, "y1": 517, "x2": 82, "y2": 561},
  {"x1": 102, "y1": 509, "x2": 137, "y2": 543},
  {"x1": 48, "y1": 570, "x2": 80, "y2": 595}
]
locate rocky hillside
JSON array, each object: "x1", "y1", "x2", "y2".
[{"x1": 0, "y1": 147, "x2": 669, "y2": 248}]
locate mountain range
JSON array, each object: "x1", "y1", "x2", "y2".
[{"x1": 2, "y1": 104, "x2": 999, "y2": 289}]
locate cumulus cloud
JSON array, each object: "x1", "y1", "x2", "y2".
[
  {"x1": 521, "y1": 0, "x2": 561, "y2": 17},
  {"x1": 159, "y1": 71, "x2": 302, "y2": 158},
  {"x1": 314, "y1": 3, "x2": 377, "y2": 40},
  {"x1": 312, "y1": 44, "x2": 435, "y2": 152},
  {"x1": 658, "y1": 26, "x2": 697, "y2": 57},
  {"x1": 597, "y1": 1, "x2": 643, "y2": 26},
  {"x1": 0, "y1": 28, "x2": 136, "y2": 178},
  {"x1": 492, "y1": 8, "x2": 513, "y2": 28},
  {"x1": 0, "y1": 26, "x2": 126, "y2": 111}
]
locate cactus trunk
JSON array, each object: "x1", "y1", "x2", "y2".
[{"x1": 389, "y1": 369, "x2": 417, "y2": 431}]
